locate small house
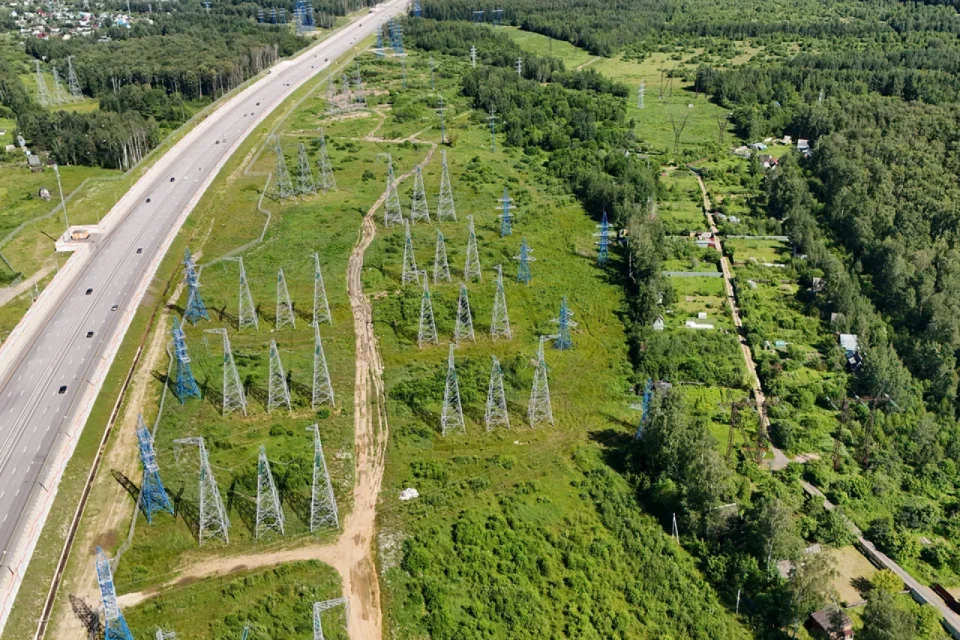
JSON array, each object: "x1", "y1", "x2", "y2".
[
  {"x1": 797, "y1": 139, "x2": 810, "y2": 152},
  {"x1": 697, "y1": 312, "x2": 708, "y2": 320},
  {"x1": 811, "y1": 277, "x2": 824, "y2": 293},
  {"x1": 839, "y1": 333, "x2": 858, "y2": 354},
  {"x1": 27, "y1": 154, "x2": 42, "y2": 172},
  {"x1": 732, "y1": 146, "x2": 751, "y2": 158},
  {"x1": 830, "y1": 312, "x2": 845, "y2": 326},
  {"x1": 684, "y1": 320, "x2": 714, "y2": 330},
  {"x1": 749, "y1": 142, "x2": 768, "y2": 151},
  {"x1": 808, "y1": 606, "x2": 853, "y2": 640},
  {"x1": 782, "y1": 135, "x2": 793, "y2": 145},
  {"x1": 652, "y1": 316, "x2": 665, "y2": 331}
]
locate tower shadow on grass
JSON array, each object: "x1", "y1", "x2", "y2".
[
  {"x1": 110, "y1": 469, "x2": 140, "y2": 505},
  {"x1": 203, "y1": 377, "x2": 224, "y2": 412},
  {"x1": 228, "y1": 481, "x2": 258, "y2": 537},
  {"x1": 69, "y1": 594, "x2": 101, "y2": 640},
  {"x1": 173, "y1": 486, "x2": 201, "y2": 541}
]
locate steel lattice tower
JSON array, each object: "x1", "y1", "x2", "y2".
[
  {"x1": 551, "y1": 296, "x2": 577, "y2": 350},
  {"x1": 183, "y1": 247, "x2": 209, "y2": 325},
  {"x1": 401, "y1": 221, "x2": 419, "y2": 286},
  {"x1": 490, "y1": 265, "x2": 512, "y2": 340},
  {"x1": 312, "y1": 323, "x2": 335, "y2": 409},
  {"x1": 173, "y1": 437, "x2": 230, "y2": 545},
  {"x1": 594, "y1": 210, "x2": 612, "y2": 265},
  {"x1": 297, "y1": 142, "x2": 317, "y2": 195},
  {"x1": 172, "y1": 316, "x2": 201, "y2": 403},
  {"x1": 204, "y1": 328, "x2": 247, "y2": 416},
  {"x1": 227, "y1": 257, "x2": 259, "y2": 331},
  {"x1": 255, "y1": 445, "x2": 285, "y2": 538},
  {"x1": 375, "y1": 28, "x2": 385, "y2": 58},
  {"x1": 276, "y1": 268, "x2": 296, "y2": 330},
  {"x1": 383, "y1": 156, "x2": 403, "y2": 226},
  {"x1": 34, "y1": 60, "x2": 50, "y2": 106},
  {"x1": 272, "y1": 136, "x2": 295, "y2": 199},
  {"x1": 440, "y1": 344, "x2": 465, "y2": 435},
  {"x1": 638, "y1": 80, "x2": 645, "y2": 109},
  {"x1": 433, "y1": 229, "x2": 450, "y2": 283},
  {"x1": 454, "y1": 283, "x2": 475, "y2": 343},
  {"x1": 498, "y1": 187, "x2": 513, "y2": 237},
  {"x1": 67, "y1": 55, "x2": 82, "y2": 98},
  {"x1": 464, "y1": 216, "x2": 482, "y2": 281},
  {"x1": 515, "y1": 237, "x2": 535, "y2": 284},
  {"x1": 267, "y1": 340, "x2": 292, "y2": 413},
  {"x1": 485, "y1": 355, "x2": 510, "y2": 430},
  {"x1": 314, "y1": 598, "x2": 347, "y2": 640},
  {"x1": 317, "y1": 129, "x2": 336, "y2": 192},
  {"x1": 95, "y1": 547, "x2": 134, "y2": 640},
  {"x1": 429, "y1": 56, "x2": 436, "y2": 90},
  {"x1": 313, "y1": 253, "x2": 332, "y2": 326},
  {"x1": 410, "y1": 165, "x2": 430, "y2": 223},
  {"x1": 51, "y1": 66, "x2": 68, "y2": 104},
  {"x1": 487, "y1": 108, "x2": 497, "y2": 152},
  {"x1": 437, "y1": 95, "x2": 446, "y2": 145},
  {"x1": 307, "y1": 424, "x2": 339, "y2": 530},
  {"x1": 437, "y1": 150, "x2": 457, "y2": 222},
  {"x1": 516, "y1": 57, "x2": 523, "y2": 77},
  {"x1": 136, "y1": 415, "x2": 174, "y2": 523},
  {"x1": 413, "y1": 0, "x2": 420, "y2": 16},
  {"x1": 528, "y1": 336, "x2": 555, "y2": 427},
  {"x1": 634, "y1": 379, "x2": 654, "y2": 440},
  {"x1": 470, "y1": 45, "x2": 477, "y2": 69},
  {"x1": 418, "y1": 280, "x2": 438, "y2": 348}
]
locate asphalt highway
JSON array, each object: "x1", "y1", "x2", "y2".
[{"x1": 0, "y1": 0, "x2": 407, "y2": 615}]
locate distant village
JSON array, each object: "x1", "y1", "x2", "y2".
[
  {"x1": 3, "y1": 0, "x2": 147, "y2": 40},
  {"x1": 733, "y1": 135, "x2": 813, "y2": 169}
]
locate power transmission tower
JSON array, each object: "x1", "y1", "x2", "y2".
[
  {"x1": 528, "y1": 336, "x2": 555, "y2": 427},
  {"x1": 173, "y1": 437, "x2": 230, "y2": 545},
  {"x1": 401, "y1": 221, "x2": 419, "y2": 286},
  {"x1": 594, "y1": 211, "x2": 614, "y2": 265},
  {"x1": 95, "y1": 547, "x2": 134, "y2": 640},
  {"x1": 551, "y1": 296, "x2": 577, "y2": 350},
  {"x1": 470, "y1": 45, "x2": 477, "y2": 69},
  {"x1": 418, "y1": 279, "x2": 439, "y2": 348},
  {"x1": 413, "y1": 0, "x2": 420, "y2": 16},
  {"x1": 204, "y1": 328, "x2": 247, "y2": 416},
  {"x1": 34, "y1": 60, "x2": 50, "y2": 106},
  {"x1": 498, "y1": 187, "x2": 513, "y2": 236},
  {"x1": 490, "y1": 264, "x2": 512, "y2": 340},
  {"x1": 487, "y1": 108, "x2": 498, "y2": 152},
  {"x1": 464, "y1": 216, "x2": 482, "y2": 281},
  {"x1": 375, "y1": 27, "x2": 385, "y2": 57},
  {"x1": 267, "y1": 340, "x2": 292, "y2": 413},
  {"x1": 313, "y1": 598, "x2": 347, "y2": 640},
  {"x1": 428, "y1": 56, "x2": 436, "y2": 90},
  {"x1": 437, "y1": 150, "x2": 457, "y2": 222},
  {"x1": 312, "y1": 323, "x2": 335, "y2": 409},
  {"x1": 255, "y1": 445, "x2": 285, "y2": 538},
  {"x1": 312, "y1": 253, "x2": 332, "y2": 326},
  {"x1": 297, "y1": 142, "x2": 317, "y2": 195},
  {"x1": 436, "y1": 95, "x2": 446, "y2": 144},
  {"x1": 271, "y1": 136, "x2": 295, "y2": 199},
  {"x1": 382, "y1": 154, "x2": 403, "y2": 226},
  {"x1": 227, "y1": 257, "x2": 259, "y2": 331},
  {"x1": 410, "y1": 165, "x2": 430, "y2": 223},
  {"x1": 183, "y1": 247, "x2": 209, "y2": 325},
  {"x1": 672, "y1": 512, "x2": 680, "y2": 542},
  {"x1": 136, "y1": 415, "x2": 174, "y2": 523},
  {"x1": 172, "y1": 316, "x2": 201, "y2": 403},
  {"x1": 433, "y1": 229, "x2": 450, "y2": 283},
  {"x1": 515, "y1": 57, "x2": 523, "y2": 77},
  {"x1": 440, "y1": 344, "x2": 465, "y2": 435},
  {"x1": 454, "y1": 283, "x2": 475, "y2": 343},
  {"x1": 472, "y1": 9, "x2": 484, "y2": 21},
  {"x1": 633, "y1": 379, "x2": 654, "y2": 440},
  {"x1": 306, "y1": 424, "x2": 339, "y2": 530},
  {"x1": 317, "y1": 129, "x2": 336, "y2": 191},
  {"x1": 66, "y1": 55, "x2": 82, "y2": 98},
  {"x1": 638, "y1": 80, "x2": 645, "y2": 109},
  {"x1": 485, "y1": 355, "x2": 510, "y2": 431},
  {"x1": 276, "y1": 268, "x2": 296, "y2": 330},
  {"x1": 515, "y1": 237, "x2": 535, "y2": 284},
  {"x1": 51, "y1": 66, "x2": 68, "y2": 104}
]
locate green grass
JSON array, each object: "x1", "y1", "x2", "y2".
[{"x1": 501, "y1": 26, "x2": 597, "y2": 69}]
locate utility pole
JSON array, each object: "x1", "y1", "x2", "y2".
[
  {"x1": 267, "y1": 340, "x2": 291, "y2": 413},
  {"x1": 490, "y1": 264, "x2": 511, "y2": 340},
  {"x1": 454, "y1": 283, "x2": 475, "y2": 343},
  {"x1": 436, "y1": 95, "x2": 446, "y2": 144},
  {"x1": 272, "y1": 135, "x2": 295, "y2": 199},
  {"x1": 183, "y1": 248, "x2": 209, "y2": 325},
  {"x1": 380, "y1": 153, "x2": 403, "y2": 226},
  {"x1": 173, "y1": 437, "x2": 230, "y2": 544},
  {"x1": 312, "y1": 252, "x2": 332, "y2": 326},
  {"x1": 226, "y1": 257, "x2": 258, "y2": 331},
  {"x1": 417, "y1": 278, "x2": 438, "y2": 348},
  {"x1": 464, "y1": 216, "x2": 482, "y2": 281},
  {"x1": 470, "y1": 45, "x2": 477, "y2": 69},
  {"x1": 485, "y1": 355, "x2": 509, "y2": 430},
  {"x1": 312, "y1": 323, "x2": 335, "y2": 409},
  {"x1": 487, "y1": 107, "x2": 498, "y2": 152},
  {"x1": 297, "y1": 142, "x2": 316, "y2": 195},
  {"x1": 528, "y1": 336, "x2": 555, "y2": 427},
  {"x1": 433, "y1": 229, "x2": 450, "y2": 283},
  {"x1": 135, "y1": 415, "x2": 174, "y2": 523},
  {"x1": 638, "y1": 80, "x2": 645, "y2": 109},
  {"x1": 440, "y1": 344, "x2": 465, "y2": 435},
  {"x1": 410, "y1": 165, "x2": 430, "y2": 223},
  {"x1": 498, "y1": 186, "x2": 513, "y2": 236},
  {"x1": 34, "y1": 60, "x2": 50, "y2": 106},
  {"x1": 437, "y1": 150, "x2": 456, "y2": 222},
  {"x1": 275, "y1": 268, "x2": 295, "y2": 330},
  {"x1": 401, "y1": 221, "x2": 419, "y2": 285},
  {"x1": 255, "y1": 445, "x2": 285, "y2": 538},
  {"x1": 306, "y1": 424, "x2": 339, "y2": 530},
  {"x1": 204, "y1": 328, "x2": 247, "y2": 416},
  {"x1": 317, "y1": 128, "x2": 336, "y2": 191},
  {"x1": 52, "y1": 164, "x2": 69, "y2": 238},
  {"x1": 172, "y1": 316, "x2": 201, "y2": 403},
  {"x1": 551, "y1": 296, "x2": 576, "y2": 349},
  {"x1": 515, "y1": 237, "x2": 535, "y2": 284}
]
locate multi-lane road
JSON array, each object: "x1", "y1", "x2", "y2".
[{"x1": 0, "y1": 1, "x2": 407, "y2": 632}]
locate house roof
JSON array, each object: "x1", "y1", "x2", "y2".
[
  {"x1": 810, "y1": 606, "x2": 851, "y2": 631},
  {"x1": 839, "y1": 333, "x2": 858, "y2": 353}
]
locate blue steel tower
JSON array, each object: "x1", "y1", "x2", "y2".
[
  {"x1": 172, "y1": 316, "x2": 201, "y2": 403},
  {"x1": 136, "y1": 415, "x2": 174, "y2": 522},
  {"x1": 413, "y1": 0, "x2": 420, "y2": 16},
  {"x1": 634, "y1": 379, "x2": 654, "y2": 439},
  {"x1": 498, "y1": 187, "x2": 513, "y2": 237},
  {"x1": 515, "y1": 237, "x2": 534, "y2": 284},
  {"x1": 552, "y1": 296, "x2": 577, "y2": 350},
  {"x1": 96, "y1": 547, "x2": 135, "y2": 640},
  {"x1": 183, "y1": 247, "x2": 209, "y2": 325},
  {"x1": 596, "y1": 210, "x2": 611, "y2": 264}
]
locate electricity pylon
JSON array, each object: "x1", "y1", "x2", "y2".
[
  {"x1": 470, "y1": 45, "x2": 477, "y2": 68},
  {"x1": 528, "y1": 336, "x2": 555, "y2": 427},
  {"x1": 183, "y1": 248, "x2": 208, "y2": 325},
  {"x1": 276, "y1": 268, "x2": 296, "y2": 330},
  {"x1": 267, "y1": 340, "x2": 292, "y2": 412},
  {"x1": 437, "y1": 150, "x2": 457, "y2": 222},
  {"x1": 227, "y1": 257, "x2": 259, "y2": 331},
  {"x1": 313, "y1": 253, "x2": 332, "y2": 326},
  {"x1": 551, "y1": 296, "x2": 577, "y2": 350},
  {"x1": 271, "y1": 136, "x2": 295, "y2": 199},
  {"x1": 204, "y1": 328, "x2": 247, "y2": 416},
  {"x1": 67, "y1": 55, "x2": 82, "y2": 98},
  {"x1": 594, "y1": 210, "x2": 613, "y2": 265},
  {"x1": 498, "y1": 187, "x2": 513, "y2": 236},
  {"x1": 382, "y1": 154, "x2": 403, "y2": 226},
  {"x1": 172, "y1": 316, "x2": 201, "y2": 403},
  {"x1": 454, "y1": 283, "x2": 475, "y2": 343},
  {"x1": 51, "y1": 66, "x2": 68, "y2": 104},
  {"x1": 95, "y1": 547, "x2": 134, "y2": 640},
  {"x1": 485, "y1": 355, "x2": 509, "y2": 431},
  {"x1": 317, "y1": 129, "x2": 336, "y2": 191},
  {"x1": 515, "y1": 237, "x2": 534, "y2": 284},
  {"x1": 490, "y1": 265, "x2": 512, "y2": 340},
  {"x1": 136, "y1": 415, "x2": 174, "y2": 522},
  {"x1": 255, "y1": 445, "x2": 285, "y2": 538},
  {"x1": 307, "y1": 424, "x2": 339, "y2": 530},
  {"x1": 297, "y1": 142, "x2": 317, "y2": 195},
  {"x1": 440, "y1": 344, "x2": 465, "y2": 435},
  {"x1": 401, "y1": 221, "x2": 419, "y2": 286},
  {"x1": 173, "y1": 437, "x2": 230, "y2": 545},
  {"x1": 437, "y1": 95, "x2": 446, "y2": 144},
  {"x1": 638, "y1": 80, "x2": 645, "y2": 109},
  {"x1": 313, "y1": 598, "x2": 347, "y2": 640},
  {"x1": 433, "y1": 229, "x2": 450, "y2": 283},
  {"x1": 312, "y1": 323, "x2": 335, "y2": 409},
  {"x1": 410, "y1": 165, "x2": 430, "y2": 223},
  {"x1": 418, "y1": 279, "x2": 438, "y2": 348},
  {"x1": 464, "y1": 216, "x2": 482, "y2": 281},
  {"x1": 516, "y1": 57, "x2": 523, "y2": 76},
  {"x1": 34, "y1": 60, "x2": 50, "y2": 106},
  {"x1": 487, "y1": 107, "x2": 497, "y2": 151}
]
